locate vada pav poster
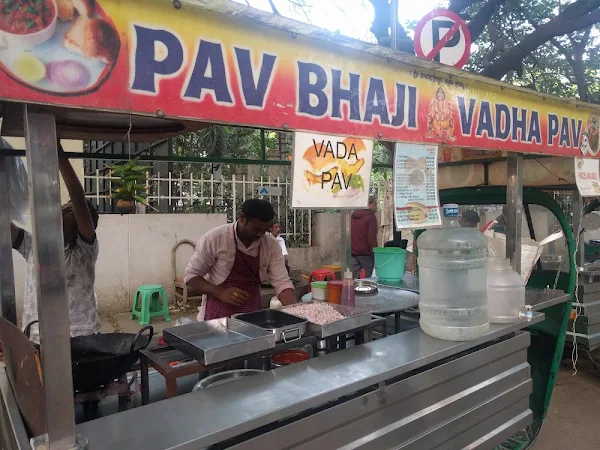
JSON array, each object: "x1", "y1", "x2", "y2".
[{"x1": 291, "y1": 132, "x2": 374, "y2": 208}]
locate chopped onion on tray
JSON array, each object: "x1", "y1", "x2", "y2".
[{"x1": 284, "y1": 303, "x2": 345, "y2": 325}]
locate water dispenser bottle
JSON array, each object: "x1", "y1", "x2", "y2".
[
  {"x1": 417, "y1": 204, "x2": 489, "y2": 341},
  {"x1": 487, "y1": 257, "x2": 525, "y2": 323}
]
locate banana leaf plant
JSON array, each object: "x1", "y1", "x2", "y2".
[{"x1": 110, "y1": 159, "x2": 153, "y2": 213}]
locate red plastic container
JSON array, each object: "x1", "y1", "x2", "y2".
[{"x1": 270, "y1": 349, "x2": 309, "y2": 367}]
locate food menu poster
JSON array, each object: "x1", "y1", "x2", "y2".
[
  {"x1": 575, "y1": 158, "x2": 600, "y2": 197},
  {"x1": 394, "y1": 143, "x2": 441, "y2": 229},
  {"x1": 291, "y1": 132, "x2": 374, "y2": 209},
  {"x1": 0, "y1": 0, "x2": 599, "y2": 159}
]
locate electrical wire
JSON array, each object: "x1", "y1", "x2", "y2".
[
  {"x1": 532, "y1": 158, "x2": 570, "y2": 184},
  {"x1": 571, "y1": 197, "x2": 584, "y2": 375},
  {"x1": 125, "y1": 114, "x2": 132, "y2": 161}
]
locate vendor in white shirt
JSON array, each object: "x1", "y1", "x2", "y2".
[
  {"x1": 184, "y1": 199, "x2": 296, "y2": 321},
  {"x1": 270, "y1": 221, "x2": 290, "y2": 274}
]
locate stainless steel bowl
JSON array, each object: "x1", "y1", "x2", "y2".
[
  {"x1": 354, "y1": 280, "x2": 378, "y2": 295},
  {"x1": 193, "y1": 369, "x2": 264, "y2": 391}
]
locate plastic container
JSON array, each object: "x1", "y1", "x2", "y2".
[
  {"x1": 373, "y1": 247, "x2": 406, "y2": 283},
  {"x1": 271, "y1": 349, "x2": 310, "y2": 368},
  {"x1": 417, "y1": 204, "x2": 489, "y2": 341},
  {"x1": 311, "y1": 281, "x2": 328, "y2": 301},
  {"x1": 322, "y1": 264, "x2": 342, "y2": 279},
  {"x1": 487, "y1": 257, "x2": 525, "y2": 323},
  {"x1": 327, "y1": 280, "x2": 343, "y2": 305},
  {"x1": 341, "y1": 269, "x2": 355, "y2": 308}
]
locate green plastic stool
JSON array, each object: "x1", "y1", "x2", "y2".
[{"x1": 131, "y1": 284, "x2": 170, "y2": 326}]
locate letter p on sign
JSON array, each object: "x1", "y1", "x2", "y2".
[{"x1": 414, "y1": 10, "x2": 471, "y2": 69}]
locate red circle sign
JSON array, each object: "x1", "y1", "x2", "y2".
[{"x1": 414, "y1": 10, "x2": 472, "y2": 69}]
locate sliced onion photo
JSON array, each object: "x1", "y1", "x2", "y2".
[{"x1": 46, "y1": 60, "x2": 90, "y2": 91}]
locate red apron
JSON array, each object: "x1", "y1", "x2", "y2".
[{"x1": 203, "y1": 229, "x2": 262, "y2": 320}]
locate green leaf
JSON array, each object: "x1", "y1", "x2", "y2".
[
  {"x1": 122, "y1": 174, "x2": 146, "y2": 181},
  {"x1": 134, "y1": 195, "x2": 149, "y2": 204}
]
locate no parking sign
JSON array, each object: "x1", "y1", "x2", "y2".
[{"x1": 414, "y1": 10, "x2": 471, "y2": 68}]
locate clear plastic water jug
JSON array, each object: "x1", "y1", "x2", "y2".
[
  {"x1": 417, "y1": 204, "x2": 489, "y2": 341},
  {"x1": 487, "y1": 257, "x2": 525, "y2": 323}
]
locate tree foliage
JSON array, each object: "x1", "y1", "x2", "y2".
[
  {"x1": 371, "y1": 0, "x2": 600, "y2": 102},
  {"x1": 249, "y1": 0, "x2": 600, "y2": 102}
]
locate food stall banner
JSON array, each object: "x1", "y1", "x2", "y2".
[
  {"x1": 394, "y1": 143, "x2": 441, "y2": 229},
  {"x1": 574, "y1": 158, "x2": 600, "y2": 197},
  {"x1": 291, "y1": 132, "x2": 373, "y2": 209},
  {"x1": 1, "y1": 0, "x2": 599, "y2": 158}
]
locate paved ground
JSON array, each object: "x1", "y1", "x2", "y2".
[
  {"x1": 535, "y1": 360, "x2": 600, "y2": 449},
  {"x1": 99, "y1": 300, "x2": 201, "y2": 335}
]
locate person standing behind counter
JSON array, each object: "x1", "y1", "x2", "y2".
[
  {"x1": 184, "y1": 199, "x2": 297, "y2": 321},
  {"x1": 351, "y1": 195, "x2": 379, "y2": 279},
  {"x1": 270, "y1": 221, "x2": 290, "y2": 274}
]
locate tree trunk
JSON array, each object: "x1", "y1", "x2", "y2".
[{"x1": 572, "y1": 51, "x2": 589, "y2": 102}]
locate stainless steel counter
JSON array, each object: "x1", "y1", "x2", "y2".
[
  {"x1": 75, "y1": 313, "x2": 543, "y2": 450},
  {"x1": 526, "y1": 289, "x2": 570, "y2": 311}
]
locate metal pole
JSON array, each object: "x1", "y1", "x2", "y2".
[
  {"x1": 0, "y1": 157, "x2": 17, "y2": 325},
  {"x1": 506, "y1": 153, "x2": 523, "y2": 274},
  {"x1": 340, "y1": 211, "x2": 352, "y2": 274},
  {"x1": 260, "y1": 129, "x2": 266, "y2": 161},
  {"x1": 390, "y1": 0, "x2": 399, "y2": 50},
  {"x1": 24, "y1": 107, "x2": 78, "y2": 449}
]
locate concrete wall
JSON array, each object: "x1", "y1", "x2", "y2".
[
  {"x1": 308, "y1": 212, "x2": 343, "y2": 268},
  {"x1": 12, "y1": 214, "x2": 227, "y2": 317},
  {"x1": 95, "y1": 213, "x2": 227, "y2": 312}
]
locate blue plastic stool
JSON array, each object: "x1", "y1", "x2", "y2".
[{"x1": 131, "y1": 284, "x2": 170, "y2": 326}]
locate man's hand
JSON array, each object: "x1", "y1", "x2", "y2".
[
  {"x1": 217, "y1": 287, "x2": 250, "y2": 306},
  {"x1": 277, "y1": 288, "x2": 296, "y2": 306}
]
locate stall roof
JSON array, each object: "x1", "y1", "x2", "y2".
[{"x1": 0, "y1": 0, "x2": 599, "y2": 156}]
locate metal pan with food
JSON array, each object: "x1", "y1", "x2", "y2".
[
  {"x1": 233, "y1": 309, "x2": 308, "y2": 343},
  {"x1": 282, "y1": 302, "x2": 372, "y2": 339}
]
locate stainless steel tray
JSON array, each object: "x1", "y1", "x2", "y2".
[
  {"x1": 163, "y1": 318, "x2": 276, "y2": 365},
  {"x1": 233, "y1": 309, "x2": 308, "y2": 343},
  {"x1": 283, "y1": 302, "x2": 372, "y2": 338}
]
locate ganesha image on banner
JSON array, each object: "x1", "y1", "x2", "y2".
[{"x1": 426, "y1": 87, "x2": 456, "y2": 142}]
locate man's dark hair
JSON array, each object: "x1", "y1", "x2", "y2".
[
  {"x1": 462, "y1": 209, "x2": 480, "y2": 225},
  {"x1": 242, "y1": 199, "x2": 275, "y2": 223},
  {"x1": 87, "y1": 200, "x2": 99, "y2": 229},
  {"x1": 368, "y1": 195, "x2": 377, "y2": 205}
]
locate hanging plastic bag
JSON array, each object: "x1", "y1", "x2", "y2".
[
  {"x1": 485, "y1": 229, "x2": 563, "y2": 283},
  {"x1": 1, "y1": 138, "x2": 29, "y2": 225}
]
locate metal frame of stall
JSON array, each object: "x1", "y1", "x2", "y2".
[{"x1": 0, "y1": 0, "x2": 599, "y2": 449}]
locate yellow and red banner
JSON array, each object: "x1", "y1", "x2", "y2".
[{"x1": 1, "y1": 0, "x2": 599, "y2": 158}]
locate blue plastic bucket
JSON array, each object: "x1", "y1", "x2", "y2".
[{"x1": 373, "y1": 247, "x2": 406, "y2": 283}]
